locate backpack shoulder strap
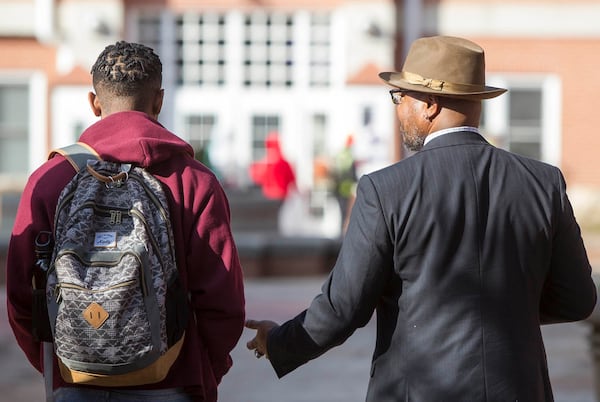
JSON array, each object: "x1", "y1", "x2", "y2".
[{"x1": 49, "y1": 142, "x2": 101, "y2": 172}]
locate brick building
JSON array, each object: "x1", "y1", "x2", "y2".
[{"x1": 1, "y1": 0, "x2": 600, "y2": 243}]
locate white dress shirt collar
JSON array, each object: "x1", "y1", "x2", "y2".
[{"x1": 424, "y1": 126, "x2": 481, "y2": 146}]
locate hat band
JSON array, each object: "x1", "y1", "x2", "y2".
[{"x1": 401, "y1": 71, "x2": 486, "y2": 93}]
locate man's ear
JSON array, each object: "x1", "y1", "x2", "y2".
[
  {"x1": 88, "y1": 92, "x2": 102, "y2": 117},
  {"x1": 152, "y1": 89, "x2": 164, "y2": 117},
  {"x1": 425, "y1": 95, "x2": 442, "y2": 121}
]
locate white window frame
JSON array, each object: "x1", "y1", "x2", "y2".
[
  {"x1": 174, "y1": 12, "x2": 227, "y2": 87},
  {"x1": 483, "y1": 73, "x2": 561, "y2": 166},
  {"x1": 251, "y1": 114, "x2": 281, "y2": 161},
  {"x1": 183, "y1": 113, "x2": 217, "y2": 160},
  {"x1": 0, "y1": 71, "x2": 46, "y2": 178},
  {"x1": 243, "y1": 11, "x2": 295, "y2": 88}
]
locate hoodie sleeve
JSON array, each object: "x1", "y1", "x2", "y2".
[
  {"x1": 6, "y1": 158, "x2": 73, "y2": 372},
  {"x1": 183, "y1": 170, "x2": 246, "y2": 383}
]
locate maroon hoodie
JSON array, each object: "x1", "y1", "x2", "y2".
[{"x1": 6, "y1": 111, "x2": 245, "y2": 401}]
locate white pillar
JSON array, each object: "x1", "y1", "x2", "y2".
[{"x1": 34, "y1": 0, "x2": 55, "y2": 43}]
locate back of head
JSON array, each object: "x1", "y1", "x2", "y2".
[{"x1": 90, "y1": 41, "x2": 162, "y2": 109}]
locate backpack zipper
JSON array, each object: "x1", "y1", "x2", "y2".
[
  {"x1": 56, "y1": 280, "x2": 137, "y2": 305},
  {"x1": 52, "y1": 250, "x2": 147, "y2": 302}
]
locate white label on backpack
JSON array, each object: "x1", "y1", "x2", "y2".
[{"x1": 94, "y1": 232, "x2": 117, "y2": 248}]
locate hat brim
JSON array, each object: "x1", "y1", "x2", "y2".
[{"x1": 379, "y1": 72, "x2": 506, "y2": 100}]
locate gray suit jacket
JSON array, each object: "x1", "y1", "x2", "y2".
[{"x1": 267, "y1": 131, "x2": 597, "y2": 401}]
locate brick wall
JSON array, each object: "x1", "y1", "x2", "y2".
[{"x1": 477, "y1": 37, "x2": 600, "y2": 188}]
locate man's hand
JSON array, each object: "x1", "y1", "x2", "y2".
[{"x1": 245, "y1": 319, "x2": 279, "y2": 359}]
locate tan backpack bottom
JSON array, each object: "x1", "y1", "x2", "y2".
[{"x1": 58, "y1": 335, "x2": 184, "y2": 387}]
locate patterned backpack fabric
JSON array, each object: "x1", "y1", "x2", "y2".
[{"x1": 46, "y1": 143, "x2": 189, "y2": 387}]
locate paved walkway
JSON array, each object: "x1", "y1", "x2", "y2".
[{"x1": 1, "y1": 276, "x2": 598, "y2": 401}]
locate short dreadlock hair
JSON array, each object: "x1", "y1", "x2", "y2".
[{"x1": 91, "y1": 41, "x2": 162, "y2": 97}]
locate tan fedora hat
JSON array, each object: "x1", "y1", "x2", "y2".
[{"x1": 379, "y1": 36, "x2": 506, "y2": 100}]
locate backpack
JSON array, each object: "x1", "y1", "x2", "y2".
[{"x1": 45, "y1": 142, "x2": 189, "y2": 387}]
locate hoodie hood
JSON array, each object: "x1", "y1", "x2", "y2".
[{"x1": 79, "y1": 111, "x2": 194, "y2": 167}]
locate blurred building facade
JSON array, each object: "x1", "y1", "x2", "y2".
[{"x1": 1, "y1": 0, "x2": 600, "y2": 240}]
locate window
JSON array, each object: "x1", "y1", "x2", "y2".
[
  {"x1": 176, "y1": 13, "x2": 226, "y2": 86},
  {"x1": 185, "y1": 114, "x2": 216, "y2": 165},
  {"x1": 243, "y1": 13, "x2": 293, "y2": 87},
  {"x1": 0, "y1": 83, "x2": 29, "y2": 238},
  {"x1": 481, "y1": 76, "x2": 560, "y2": 165},
  {"x1": 0, "y1": 84, "x2": 29, "y2": 174},
  {"x1": 309, "y1": 13, "x2": 331, "y2": 87},
  {"x1": 252, "y1": 115, "x2": 280, "y2": 160},
  {"x1": 136, "y1": 13, "x2": 161, "y2": 52},
  {"x1": 312, "y1": 113, "x2": 327, "y2": 157},
  {"x1": 134, "y1": 10, "x2": 333, "y2": 89},
  {"x1": 507, "y1": 88, "x2": 542, "y2": 160}
]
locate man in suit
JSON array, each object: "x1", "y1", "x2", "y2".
[{"x1": 245, "y1": 35, "x2": 597, "y2": 401}]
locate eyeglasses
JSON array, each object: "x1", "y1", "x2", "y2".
[{"x1": 389, "y1": 89, "x2": 411, "y2": 105}]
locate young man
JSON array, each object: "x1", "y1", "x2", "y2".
[
  {"x1": 7, "y1": 41, "x2": 245, "y2": 401},
  {"x1": 245, "y1": 36, "x2": 597, "y2": 401}
]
